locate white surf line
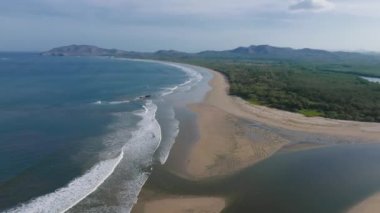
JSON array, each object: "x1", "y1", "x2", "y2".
[
  {"x1": 119, "y1": 58, "x2": 203, "y2": 88},
  {"x1": 6, "y1": 148, "x2": 124, "y2": 213},
  {"x1": 149, "y1": 102, "x2": 163, "y2": 159},
  {"x1": 361, "y1": 76, "x2": 380, "y2": 83},
  {"x1": 161, "y1": 86, "x2": 179, "y2": 96},
  {"x1": 108, "y1": 100, "x2": 130, "y2": 105},
  {"x1": 61, "y1": 151, "x2": 124, "y2": 213}
]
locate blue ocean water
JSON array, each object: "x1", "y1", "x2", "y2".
[{"x1": 0, "y1": 53, "x2": 204, "y2": 212}]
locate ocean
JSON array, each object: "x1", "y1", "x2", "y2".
[{"x1": 0, "y1": 53, "x2": 211, "y2": 212}]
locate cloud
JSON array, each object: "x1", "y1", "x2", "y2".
[
  {"x1": 289, "y1": 0, "x2": 335, "y2": 12},
  {"x1": 0, "y1": 0, "x2": 286, "y2": 19},
  {"x1": 333, "y1": 0, "x2": 380, "y2": 18}
]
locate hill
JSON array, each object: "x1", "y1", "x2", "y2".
[
  {"x1": 41, "y1": 45, "x2": 130, "y2": 56},
  {"x1": 42, "y1": 44, "x2": 380, "y2": 64}
]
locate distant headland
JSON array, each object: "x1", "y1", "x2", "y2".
[{"x1": 41, "y1": 44, "x2": 380, "y2": 63}]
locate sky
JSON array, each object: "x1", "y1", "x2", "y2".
[{"x1": 0, "y1": 0, "x2": 380, "y2": 52}]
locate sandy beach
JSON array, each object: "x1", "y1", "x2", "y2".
[
  {"x1": 133, "y1": 65, "x2": 380, "y2": 213},
  {"x1": 348, "y1": 192, "x2": 380, "y2": 213},
  {"x1": 183, "y1": 67, "x2": 380, "y2": 179},
  {"x1": 135, "y1": 196, "x2": 225, "y2": 213}
]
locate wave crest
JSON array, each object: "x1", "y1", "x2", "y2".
[{"x1": 6, "y1": 101, "x2": 161, "y2": 213}]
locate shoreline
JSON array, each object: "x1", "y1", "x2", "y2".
[
  {"x1": 207, "y1": 68, "x2": 380, "y2": 142},
  {"x1": 183, "y1": 67, "x2": 380, "y2": 179},
  {"x1": 133, "y1": 64, "x2": 380, "y2": 213},
  {"x1": 348, "y1": 192, "x2": 380, "y2": 213}
]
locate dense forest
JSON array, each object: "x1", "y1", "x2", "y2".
[
  {"x1": 180, "y1": 59, "x2": 380, "y2": 122},
  {"x1": 223, "y1": 62, "x2": 378, "y2": 121}
]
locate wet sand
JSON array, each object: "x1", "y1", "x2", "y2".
[
  {"x1": 141, "y1": 197, "x2": 225, "y2": 213},
  {"x1": 182, "y1": 68, "x2": 380, "y2": 179},
  {"x1": 185, "y1": 103, "x2": 287, "y2": 179},
  {"x1": 133, "y1": 65, "x2": 380, "y2": 213},
  {"x1": 348, "y1": 193, "x2": 380, "y2": 213}
]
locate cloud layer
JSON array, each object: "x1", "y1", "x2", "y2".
[
  {"x1": 289, "y1": 0, "x2": 334, "y2": 12},
  {"x1": 0, "y1": 0, "x2": 380, "y2": 52}
]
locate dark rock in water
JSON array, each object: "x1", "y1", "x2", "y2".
[
  {"x1": 142, "y1": 165, "x2": 153, "y2": 174},
  {"x1": 138, "y1": 95, "x2": 151, "y2": 100}
]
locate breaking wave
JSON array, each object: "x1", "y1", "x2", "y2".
[
  {"x1": 93, "y1": 100, "x2": 130, "y2": 105},
  {"x1": 161, "y1": 86, "x2": 178, "y2": 96},
  {"x1": 6, "y1": 101, "x2": 161, "y2": 213}
]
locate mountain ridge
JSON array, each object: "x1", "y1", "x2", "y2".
[
  {"x1": 41, "y1": 44, "x2": 380, "y2": 63},
  {"x1": 41, "y1": 45, "x2": 129, "y2": 56}
]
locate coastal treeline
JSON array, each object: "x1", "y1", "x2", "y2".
[
  {"x1": 186, "y1": 60, "x2": 380, "y2": 122},
  {"x1": 230, "y1": 63, "x2": 378, "y2": 121}
]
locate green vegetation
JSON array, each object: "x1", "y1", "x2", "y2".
[
  {"x1": 299, "y1": 109, "x2": 324, "y2": 117},
  {"x1": 175, "y1": 59, "x2": 380, "y2": 122},
  {"x1": 218, "y1": 61, "x2": 379, "y2": 122}
]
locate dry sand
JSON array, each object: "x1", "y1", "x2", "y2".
[
  {"x1": 134, "y1": 65, "x2": 380, "y2": 213},
  {"x1": 185, "y1": 103, "x2": 287, "y2": 178},
  {"x1": 185, "y1": 68, "x2": 380, "y2": 179},
  {"x1": 207, "y1": 69, "x2": 380, "y2": 142},
  {"x1": 348, "y1": 193, "x2": 380, "y2": 213}
]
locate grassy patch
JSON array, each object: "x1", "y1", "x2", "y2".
[
  {"x1": 299, "y1": 109, "x2": 324, "y2": 117},
  {"x1": 249, "y1": 98, "x2": 261, "y2": 105}
]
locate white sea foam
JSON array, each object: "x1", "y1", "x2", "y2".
[
  {"x1": 6, "y1": 101, "x2": 161, "y2": 213},
  {"x1": 92, "y1": 100, "x2": 130, "y2": 105},
  {"x1": 108, "y1": 100, "x2": 130, "y2": 105},
  {"x1": 103, "y1": 100, "x2": 162, "y2": 212},
  {"x1": 161, "y1": 86, "x2": 178, "y2": 96},
  {"x1": 123, "y1": 58, "x2": 203, "y2": 95},
  {"x1": 163, "y1": 63, "x2": 203, "y2": 92},
  {"x1": 179, "y1": 79, "x2": 192, "y2": 87},
  {"x1": 361, "y1": 76, "x2": 380, "y2": 83},
  {"x1": 155, "y1": 107, "x2": 180, "y2": 164},
  {"x1": 6, "y1": 153, "x2": 124, "y2": 213},
  {"x1": 157, "y1": 63, "x2": 203, "y2": 98}
]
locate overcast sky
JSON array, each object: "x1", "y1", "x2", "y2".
[{"x1": 0, "y1": 0, "x2": 379, "y2": 52}]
